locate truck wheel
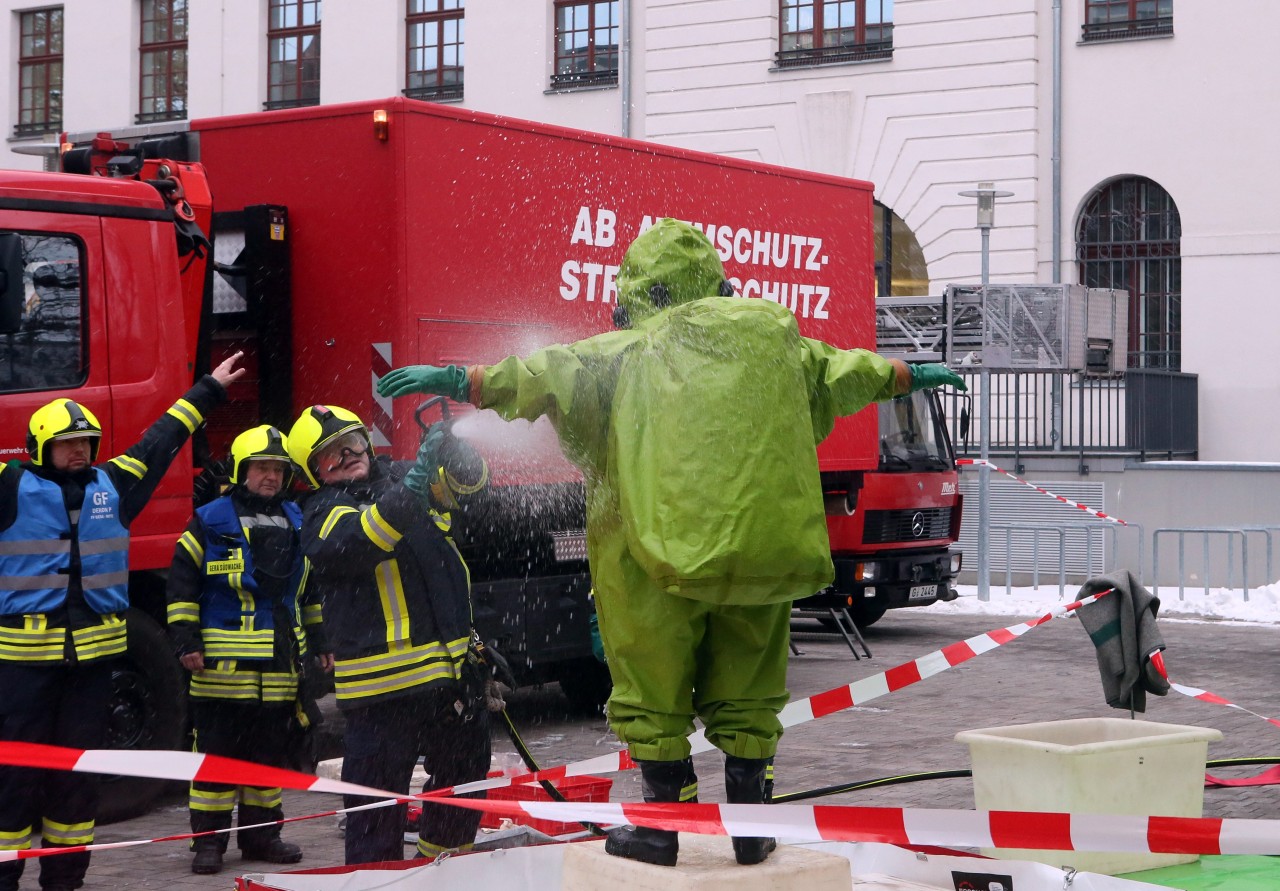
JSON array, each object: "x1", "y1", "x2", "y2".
[
  {"x1": 849, "y1": 602, "x2": 887, "y2": 629},
  {"x1": 98, "y1": 608, "x2": 187, "y2": 824},
  {"x1": 555, "y1": 658, "x2": 612, "y2": 716}
]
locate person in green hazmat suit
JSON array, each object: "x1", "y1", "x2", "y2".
[{"x1": 377, "y1": 218, "x2": 966, "y2": 867}]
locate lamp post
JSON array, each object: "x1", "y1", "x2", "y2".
[{"x1": 958, "y1": 182, "x2": 1012, "y2": 602}]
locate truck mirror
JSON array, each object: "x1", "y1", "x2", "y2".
[
  {"x1": 959, "y1": 406, "x2": 971, "y2": 444},
  {"x1": 0, "y1": 234, "x2": 23, "y2": 334}
]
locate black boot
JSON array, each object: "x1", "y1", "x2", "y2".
[
  {"x1": 604, "y1": 758, "x2": 697, "y2": 867},
  {"x1": 724, "y1": 756, "x2": 776, "y2": 865}
]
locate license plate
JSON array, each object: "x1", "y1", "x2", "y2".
[{"x1": 908, "y1": 584, "x2": 937, "y2": 600}]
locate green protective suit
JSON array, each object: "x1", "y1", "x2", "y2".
[{"x1": 477, "y1": 219, "x2": 900, "y2": 760}]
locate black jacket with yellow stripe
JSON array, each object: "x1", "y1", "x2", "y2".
[
  {"x1": 0, "y1": 376, "x2": 227, "y2": 666},
  {"x1": 299, "y1": 456, "x2": 475, "y2": 709}
]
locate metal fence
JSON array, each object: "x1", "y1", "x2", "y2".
[{"x1": 942, "y1": 369, "x2": 1197, "y2": 469}]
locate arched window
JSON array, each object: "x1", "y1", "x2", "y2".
[
  {"x1": 1076, "y1": 177, "x2": 1181, "y2": 369},
  {"x1": 873, "y1": 201, "x2": 928, "y2": 297}
]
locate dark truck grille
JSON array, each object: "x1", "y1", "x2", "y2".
[{"x1": 863, "y1": 507, "x2": 952, "y2": 544}]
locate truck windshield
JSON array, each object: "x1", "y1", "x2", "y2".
[{"x1": 878, "y1": 391, "x2": 951, "y2": 471}]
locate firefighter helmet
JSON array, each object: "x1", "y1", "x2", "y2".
[
  {"x1": 286, "y1": 404, "x2": 373, "y2": 488},
  {"x1": 229, "y1": 425, "x2": 293, "y2": 486},
  {"x1": 26, "y1": 399, "x2": 103, "y2": 467}
]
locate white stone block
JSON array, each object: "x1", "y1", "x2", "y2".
[{"x1": 561, "y1": 835, "x2": 851, "y2": 891}]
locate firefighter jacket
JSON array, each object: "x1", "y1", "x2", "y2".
[
  {"x1": 476, "y1": 295, "x2": 900, "y2": 608},
  {"x1": 300, "y1": 456, "x2": 473, "y2": 709},
  {"x1": 0, "y1": 376, "x2": 227, "y2": 665},
  {"x1": 166, "y1": 489, "x2": 324, "y2": 704}
]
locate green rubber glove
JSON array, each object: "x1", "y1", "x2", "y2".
[
  {"x1": 402, "y1": 423, "x2": 448, "y2": 502},
  {"x1": 377, "y1": 364, "x2": 470, "y2": 401},
  {"x1": 909, "y1": 363, "x2": 967, "y2": 392}
]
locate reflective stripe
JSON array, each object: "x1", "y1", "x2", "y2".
[
  {"x1": 319, "y1": 506, "x2": 358, "y2": 540},
  {"x1": 71, "y1": 615, "x2": 127, "y2": 662},
  {"x1": 374, "y1": 558, "x2": 410, "y2": 644},
  {"x1": 0, "y1": 615, "x2": 65, "y2": 662},
  {"x1": 190, "y1": 670, "x2": 262, "y2": 701},
  {"x1": 240, "y1": 787, "x2": 283, "y2": 809},
  {"x1": 0, "y1": 538, "x2": 69, "y2": 556},
  {"x1": 333, "y1": 638, "x2": 452, "y2": 675},
  {"x1": 168, "y1": 398, "x2": 202, "y2": 433},
  {"x1": 680, "y1": 780, "x2": 699, "y2": 802},
  {"x1": 0, "y1": 825, "x2": 32, "y2": 851},
  {"x1": 178, "y1": 531, "x2": 204, "y2": 564},
  {"x1": 0, "y1": 573, "x2": 69, "y2": 591},
  {"x1": 189, "y1": 787, "x2": 237, "y2": 812},
  {"x1": 80, "y1": 569, "x2": 130, "y2": 589},
  {"x1": 302, "y1": 603, "x2": 323, "y2": 624},
  {"x1": 167, "y1": 602, "x2": 201, "y2": 624},
  {"x1": 418, "y1": 839, "x2": 473, "y2": 858},
  {"x1": 261, "y1": 672, "x2": 299, "y2": 703},
  {"x1": 361, "y1": 505, "x2": 401, "y2": 552},
  {"x1": 79, "y1": 535, "x2": 129, "y2": 556},
  {"x1": 42, "y1": 817, "x2": 93, "y2": 846},
  {"x1": 334, "y1": 659, "x2": 459, "y2": 699},
  {"x1": 429, "y1": 509, "x2": 452, "y2": 534},
  {"x1": 109, "y1": 454, "x2": 147, "y2": 479},
  {"x1": 202, "y1": 628, "x2": 274, "y2": 660}
]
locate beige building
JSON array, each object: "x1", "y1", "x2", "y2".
[{"x1": 0, "y1": 1, "x2": 1277, "y2": 469}]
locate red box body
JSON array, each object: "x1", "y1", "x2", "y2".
[{"x1": 478, "y1": 775, "x2": 613, "y2": 836}]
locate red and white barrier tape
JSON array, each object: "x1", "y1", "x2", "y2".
[
  {"x1": 956, "y1": 458, "x2": 1128, "y2": 525},
  {"x1": 1149, "y1": 649, "x2": 1280, "y2": 731},
  {"x1": 433, "y1": 589, "x2": 1114, "y2": 798}
]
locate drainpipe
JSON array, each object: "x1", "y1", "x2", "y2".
[
  {"x1": 1051, "y1": 0, "x2": 1065, "y2": 451},
  {"x1": 620, "y1": 0, "x2": 632, "y2": 137}
]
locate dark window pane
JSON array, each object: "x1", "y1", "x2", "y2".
[{"x1": 0, "y1": 234, "x2": 87, "y2": 394}]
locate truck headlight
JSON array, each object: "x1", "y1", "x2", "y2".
[
  {"x1": 855, "y1": 562, "x2": 879, "y2": 582},
  {"x1": 949, "y1": 552, "x2": 963, "y2": 574}
]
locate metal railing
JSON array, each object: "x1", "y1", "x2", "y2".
[
  {"x1": 775, "y1": 36, "x2": 893, "y2": 68},
  {"x1": 1081, "y1": 15, "x2": 1173, "y2": 43},
  {"x1": 945, "y1": 369, "x2": 1197, "y2": 467}
]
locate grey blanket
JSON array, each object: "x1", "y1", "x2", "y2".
[{"x1": 1075, "y1": 569, "x2": 1170, "y2": 713}]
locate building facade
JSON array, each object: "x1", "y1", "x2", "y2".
[{"x1": 1, "y1": 0, "x2": 1277, "y2": 462}]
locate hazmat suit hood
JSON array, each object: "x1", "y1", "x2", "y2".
[{"x1": 616, "y1": 218, "x2": 727, "y2": 326}]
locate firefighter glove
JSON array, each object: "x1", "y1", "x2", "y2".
[
  {"x1": 402, "y1": 423, "x2": 448, "y2": 502},
  {"x1": 377, "y1": 364, "x2": 471, "y2": 402},
  {"x1": 909, "y1": 363, "x2": 967, "y2": 392}
]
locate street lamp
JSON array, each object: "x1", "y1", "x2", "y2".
[{"x1": 958, "y1": 182, "x2": 1012, "y2": 602}]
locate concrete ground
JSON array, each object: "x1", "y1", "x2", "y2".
[{"x1": 31, "y1": 608, "x2": 1280, "y2": 889}]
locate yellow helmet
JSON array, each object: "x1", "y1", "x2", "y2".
[
  {"x1": 229, "y1": 425, "x2": 292, "y2": 486},
  {"x1": 286, "y1": 404, "x2": 373, "y2": 488},
  {"x1": 27, "y1": 399, "x2": 103, "y2": 467}
]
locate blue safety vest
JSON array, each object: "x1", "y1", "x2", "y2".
[
  {"x1": 196, "y1": 496, "x2": 304, "y2": 661},
  {"x1": 0, "y1": 469, "x2": 129, "y2": 617}
]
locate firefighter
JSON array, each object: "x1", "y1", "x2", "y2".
[
  {"x1": 377, "y1": 219, "x2": 967, "y2": 867},
  {"x1": 285, "y1": 404, "x2": 492, "y2": 865},
  {"x1": 166, "y1": 425, "x2": 332, "y2": 875},
  {"x1": 0, "y1": 352, "x2": 245, "y2": 891}
]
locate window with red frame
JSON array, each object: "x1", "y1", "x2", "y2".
[
  {"x1": 1082, "y1": 0, "x2": 1172, "y2": 42},
  {"x1": 266, "y1": 0, "x2": 321, "y2": 110},
  {"x1": 406, "y1": 0, "x2": 464, "y2": 101},
  {"x1": 777, "y1": 0, "x2": 893, "y2": 69},
  {"x1": 139, "y1": 0, "x2": 188, "y2": 123},
  {"x1": 552, "y1": 0, "x2": 618, "y2": 89},
  {"x1": 16, "y1": 7, "x2": 62, "y2": 137}
]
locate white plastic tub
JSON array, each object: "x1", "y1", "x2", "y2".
[{"x1": 955, "y1": 717, "x2": 1222, "y2": 876}]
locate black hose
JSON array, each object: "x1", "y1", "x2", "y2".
[
  {"x1": 500, "y1": 709, "x2": 607, "y2": 836},
  {"x1": 770, "y1": 758, "x2": 1280, "y2": 805}
]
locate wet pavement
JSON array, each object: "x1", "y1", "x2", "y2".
[{"x1": 49, "y1": 608, "x2": 1280, "y2": 888}]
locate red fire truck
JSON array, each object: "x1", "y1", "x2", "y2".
[{"x1": 0, "y1": 98, "x2": 961, "y2": 817}]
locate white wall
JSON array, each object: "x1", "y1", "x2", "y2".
[{"x1": 0, "y1": 0, "x2": 1275, "y2": 460}]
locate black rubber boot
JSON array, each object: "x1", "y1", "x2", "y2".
[
  {"x1": 724, "y1": 756, "x2": 776, "y2": 865},
  {"x1": 190, "y1": 846, "x2": 224, "y2": 875},
  {"x1": 240, "y1": 837, "x2": 302, "y2": 864},
  {"x1": 604, "y1": 758, "x2": 697, "y2": 867}
]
